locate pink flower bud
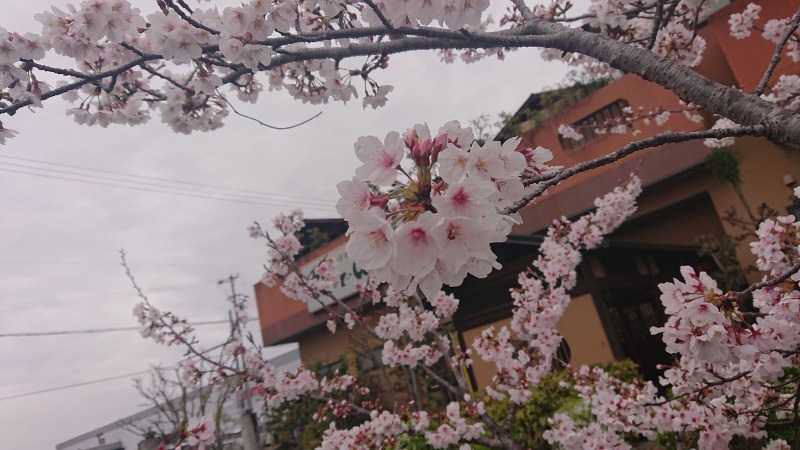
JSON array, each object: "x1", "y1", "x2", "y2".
[
  {"x1": 412, "y1": 138, "x2": 433, "y2": 167},
  {"x1": 404, "y1": 127, "x2": 419, "y2": 149},
  {"x1": 430, "y1": 131, "x2": 448, "y2": 164}
]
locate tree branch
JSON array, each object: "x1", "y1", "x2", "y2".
[
  {"x1": 754, "y1": 6, "x2": 800, "y2": 96},
  {"x1": 505, "y1": 124, "x2": 767, "y2": 214},
  {"x1": 214, "y1": 89, "x2": 323, "y2": 130}
]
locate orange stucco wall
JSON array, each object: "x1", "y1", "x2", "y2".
[
  {"x1": 708, "y1": 0, "x2": 800, "y2": 92},
  {"x1": 255, "y1": 234, "x2": 349, "y2": 346},
  {"x1": 297, "y1": 326, "x2": 354, "y2": 367}
]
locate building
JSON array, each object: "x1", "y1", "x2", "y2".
[
  {"x1": 55, "y1": 347, "x2": 300, "y2": 450},
  {"x1": 255, "y1": 0, "x2": 800, "y2": 390}
]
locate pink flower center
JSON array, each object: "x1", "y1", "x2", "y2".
[
  {"x1": 410, "y1": 227, "x2": 427, "y2": 243},
  {"x1": 447, "y1": 223, "x2": 461, "y2": 240},
  {"x1": 381, "y1": 152, "x2": 396, "y2": 168},
  {"x1": 369, "y1": 229, "x2": 387, "y2": 245},
  {"x1": 451, "y1": 188, "x2": 468, "y2": 206}
]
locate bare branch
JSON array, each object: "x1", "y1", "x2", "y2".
[
  {"x1": 646, "y1": 0, "x2": 666, "y2": 50},
  {"x1": 645, "y1": 369, "x2": 753, "y2": 406},
  {"x1": 163, "y1": 0, "x2": 220, "y2": 36},
  {"x1": 214, "y1": 90, "x2": 324, "y2": 130},
  {"x1": 362, "y1": 0, "x2": 394, "y2": 30},
  {"x1": 732, "y1": 260, "x2": 800, "y2": 301}
]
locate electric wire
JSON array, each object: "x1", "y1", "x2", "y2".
[
  {"x1": 0, "y1": 154, "x2": 338, "y2": 204},
  {"x1": 0, "y1": 167, "x2": 337, "y2": 212},
  {"x1": 0, "y1": 160, "x2": 334, "y2": 209},
  {"x1": 0, "y1": 370, "x2": 154, "y2": 401},
  {"x1": 12, "y1": 283, "x2": 212, "y2": 305},
  {"x1": 0, "y1": 342, "x2": 273, "y2": 402},
  {"x1": 0, "y1": 319, "x2": 236, "y2": 338}
]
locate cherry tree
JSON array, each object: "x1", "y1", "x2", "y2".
[{"x1": 5, "y1": 0, "x2": 800, "y2": 449}]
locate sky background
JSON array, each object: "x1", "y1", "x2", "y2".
[{"x1": 0, "y1": 2, "x2": 579, "y2": 449}]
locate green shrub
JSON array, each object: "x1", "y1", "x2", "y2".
[{"x1": 482, "y1": 360, "x2": 641, "y2": 449}]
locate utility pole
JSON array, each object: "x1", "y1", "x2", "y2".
[{"x1": 218, "y1": 274, "x2": 261, "y2": 450}]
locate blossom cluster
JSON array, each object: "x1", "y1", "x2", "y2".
[
  {"x1": 475, "y1": 176, "x2": 642, "y2": 403},
  {"x1": 185, "y1": 416, "x2": 216, "y2": 450},
  {"x1": 730, "y1": 3, "x2": 800, "y2": 61},
  {"x1": 0, "y1": 0, "x2": 509, "y2": 142},
  {"x1": 140, "y1": 160, "x2": 800, "y2": 450},
  {"x1": 570, "y1": 207, "x2": 799, "y2": 449},
  {"x1": 250, "y1": 209, "x2": 341, "y2": 306},
  {"x1": 2, "y1": 0, "x2": 783, "y2": 146},
  {"x1": 338, "y1": 121, "x2": 557, "y2": 300},
  {"x1": 132, "y1": 301, "x2": 194, "y2": 346}
]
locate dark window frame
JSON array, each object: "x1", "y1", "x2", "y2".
[{"x1": 559, "y1": 99, "x2": 630, "y2": 152}]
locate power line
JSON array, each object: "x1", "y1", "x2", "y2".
[
  {"x1": 14, "y1": 283, "x2": 211, "y2": 305},
  {"x1": 0, "y1": 342, "x2": 251, "y2": 402},
  {"x1": 0, "y1": 370, "x2": 153, "y2": 401},
  {"x1": 0, "y1": 319, "x2": 236, "y2": 338},
  {"x1": 0, "y1": 161, "x2": 335, "y2": 210},
  {"x1": 0, "y1": 160, "x2": 335, "y2": 209},
  {"x1": 0, "y1": 154, "x2": 338, "y2": 204},
  {"x1": 0, "y1": 167, "x2": 337, "y2": 213}
]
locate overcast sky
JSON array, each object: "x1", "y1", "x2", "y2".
[{"x1": 0, "y1": 2, "x2": 578, "y2": 449}]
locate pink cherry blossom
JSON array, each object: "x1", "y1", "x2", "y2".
[{"x1": 354, "y1": 132, "x2": 404, "y2": 186}]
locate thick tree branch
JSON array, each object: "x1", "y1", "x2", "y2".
[{"x1": 4, "y1": 9, "x2": 800, "y2": 151}]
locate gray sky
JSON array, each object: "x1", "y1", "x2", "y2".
[{"x1": 0, "y1": 1, "x2": 576, "y2": 449}]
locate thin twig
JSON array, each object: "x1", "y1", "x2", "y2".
[
  {"x1": 163, "y1": 0, "x2": 220, "y2": 35},
  {"x1": 27, "y1": 61, "x2": 91, "y2": 79},
  {"x1": 120, "y1": 250, "x2": 241, "y2": 374},
  {"x1": 732, "y1": 260, "x2": 800, "y2": 301},
  {"x1": 362, "y1": 0, "x2": 394, "y2": 30},
  {"x1": 754, "y1": 6, "x2": 800, "y2": 96},
  {"x1": 647, "y1": 0, "x2": 666, "y2": 50},
  {"x1": 645, "y1": 369, "x2": 753, "y2": 406},
  {"x1": 215, "y1": 89, "x2": 323, "y2": 130}
]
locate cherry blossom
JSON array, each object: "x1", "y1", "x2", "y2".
[
  {"x1": 21, "y1": 0, "x2": 783, "y2": 447},
  {"x1": 558, "y1": 124, "x2": 583, "y2": 141},
  {"x1": 729, "y1": 3, "x2": 761, "y2": 39},
  {"x1": 185, "y1": 416, "x2": 215, "y2": 450}
]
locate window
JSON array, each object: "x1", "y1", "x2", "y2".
[
  {"x1": 559, "y1": 99, "x2": 630, "y2": 152},
  {"x1": 356, "y1": 347, "x2": 383, "y2": 372},
  {"x1": 552, "y1": 339, "x2": 572, "y2": 370}
]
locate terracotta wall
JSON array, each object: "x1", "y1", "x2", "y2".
[
  {"x1": 255, "y1": 234, "x2": 349, "y2": 346},
  {"x1": 708, "y1": 0, "x2": 800, "y2": 92}
]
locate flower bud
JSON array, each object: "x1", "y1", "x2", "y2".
[
  {"x1": 403, "y1": 127, "x2": 419, "y2": 150},
  {"x1": 412, "y1": 138, "x2": 433, "y2": 167},
  {"x1": 430, "y1": 131, "x2": 448, "y2": 164}
]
